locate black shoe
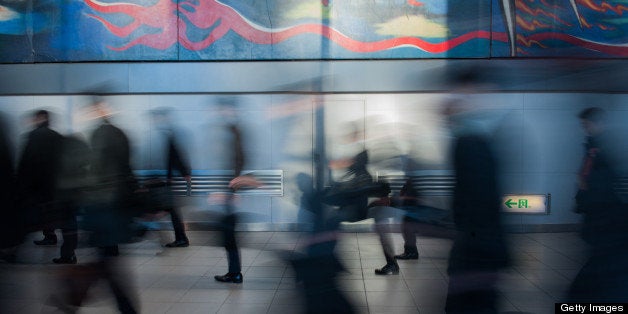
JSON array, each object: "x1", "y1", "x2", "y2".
[
  {"x1": 394, "y1": 252, "x2": 419, "y2": 260},
  {"x1": 214, "y1": 272, "x2": 243, "y2": 283},
  {"x1": 34, "y1": 238, "x2": 57, "y2": 246},
  {"x1": 53, "y1": 255, "x2": 77, "y2": 264},
  {"x1": 165, "y1": 240, "x2": 189, "y2": 248},
  {"x1": 375, "y1": 263, "x2": 399, "y2": 275}
]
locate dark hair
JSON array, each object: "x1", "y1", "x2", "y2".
[
  {"x1": 216, "y1": 96, "x2": 238, "y2": 109},
  {"x1": 33, "y1": 109, "x2": 50, "y2": 127},
  {"x1": 578, "y1": 107, "x2": 605, "y2": 122},
  {"x1": 34, "y1": 109, "x2": 49, "y2": 119},
  {"x1": 150, "y1": 107, "x2": 172, "y2": 117}
]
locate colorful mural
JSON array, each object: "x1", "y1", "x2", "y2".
[
  {"x1": 1, "y1": 0, "x2": 628, "y2": 62},
  {"x1": 508, "y1": 0, "x2": 628, "y2": 57}
]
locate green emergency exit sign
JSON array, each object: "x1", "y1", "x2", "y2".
[{"x1": 501, "y1": 194, "x2": 549, "y2": 214}]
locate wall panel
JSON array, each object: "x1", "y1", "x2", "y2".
[{"x1": 3, "y1": 92, "x2": 627, "y2": 232}]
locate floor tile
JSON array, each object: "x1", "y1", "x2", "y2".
[{"x1": 0, "y1": 231, "x2": 593, "y2": 314}]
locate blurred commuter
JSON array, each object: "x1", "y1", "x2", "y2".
[
  {"x1": 213, "y1": 98, "x2": 245, "y2": 284},
  {"x1": 17, "y1": 109, "x2": 64, "y2": 246},
  {"x1": 0, "y1": 112, "x2": 20, "y2": 262},
  {"x1": 325, "y1": 123, "x2": 394, "y2": 275},
  {"x1": 293, "y1": 172, "x2": 356, "y2": 314},
  {"x1": 150, "y1": 108, "x2": 192, "y2": 248},
  {"x1": 58, "y1": 96, "x2": 139, "y2": 313},
  {"x1": 392, "y1": 178, "x2": 421, "y2": 260},
  {"x1": 442, "y1": 97, "x2": 510, "y2": 314},
  {"x1": 566, "y1": 107, "x2": 628, "y2": 302},
  {"x1": 50, "y1": 134, "x2": 91, "y2": 264}
]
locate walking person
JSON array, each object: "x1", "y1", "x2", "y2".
[
  {"x1": 150, "y1": 108, "x2": 192, "y2": 248},
  {"x1": 566, "y1": 107, "x2": 628, "y2": 302},
  {"x1": 393, "y1": 178, "x2": 421, "y2": 260},
  {"x1": 213, "y1": 98, "x2": 246, "y2": 284},
  {"x1": 51, "y1": 134, "x2": 91, "y2": 264},
  {"x1": 73, "y1": 96, "x2": 139, "y2": 313},
  {"x1": 442, "y1": 97, "x2": 510, "y2": 314},
  {"x1": 17, "y1": 110, "x2": 64, "y2": 246},
  {"x1": 0, "y1": 112, "x2": 21, "y2": 262}
]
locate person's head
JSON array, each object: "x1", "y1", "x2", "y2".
[
  {"x1": 216, "y1": 96, "x2": 238, "y2": 115},
  {"x1": 33, "y1": 109, "x2": 50, "y2": 128},
  {"x1": 440, "y1": 97, "x2": 466, "y2": 129},
  {"x1": 578, "y1": 107, "x2": 606, "y2": 136},
  {"x1": 150, "y1": 107, "x2": 172, "y2": 125},
  {"x1": 81, "y1": 94, "x2": 112, "y2": 121}
]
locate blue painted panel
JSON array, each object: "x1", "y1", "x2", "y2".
[{"x1": 2, "y1": 0, "x2": 493, "y2": 61}]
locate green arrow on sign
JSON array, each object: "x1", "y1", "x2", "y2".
[{"x1": 505, "y1": 199, "x2": 517, "y2": 208}]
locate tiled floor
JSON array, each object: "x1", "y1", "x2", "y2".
[{"x1": 0, "y1": 231, "x2": 588, "y2": 314}]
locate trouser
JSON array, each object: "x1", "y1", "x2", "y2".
[
  {"x1": 38, "y1": 201, "x2": 59, "y2": 240},
  {"x1": 445, "y1": 271, "x2": 498, "y2": 314},
  {"x1": 43, "y1": 207, "x2": 79, "y2": 258},
  {"x1": 168, "y1": 207, "x2": 188, "y2": 241},
  {"x1": 60, "y1": 214, "x2": 78, "y2": 258},
  {"x1": 400, "y1": 215, "x2": 419, "y2": 254},
  {"x1": 222, "y1": 213, "x2": 240, "y2": 273},
  {"x1": 566, "y1": 249, "x2": 628, "y2": 302},
  {"x1": 369, "y1": 206, "x2": 396, "y2": 265},
  {"x1": 63, "y1": 247, "x2": 137, "y2": 314}
]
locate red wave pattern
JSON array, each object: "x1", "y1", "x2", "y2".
[
  {"x1": 85, "y1": 0, "x2": 503, "y2": 54},
  {"x1": 516, "y1": 34, "x2": 548, "y2": 48},
  {"x1": 407, "y1": 0, "x2": 424, "y2": 6},
  {"x1": 516, "y1": 16, "x2": 552, "y2": 31},
  {"x1": 523, "y1": 32, "x2": 628, "y2": 55},
  {"x1": 85, "y1": 0, "x2": 178, "y2": 50},
  {"x1": 539, "y1": 0, "x2": 561, "y2": 9},
  {"x1": 577, "y1": 0, "x2": 628, "y2": 15},
  {"x1": 516, "y1": 1, "x2": 572, "y2": 26}
]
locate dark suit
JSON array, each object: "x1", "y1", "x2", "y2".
[
  {"x1": 165, "y1": 132, "x2": 190, "y2": 242},
  {"x1": 567, "y1": 133, "x2": 628, "y2": 302},
  {"x1": 55, "y1": 135, "x2": 91, "y2": 259},
  {"x1": 445, "y1": 134, "x2": 509, "y2": 314},
  {"x1": 81, "y1": 119, "x2": 137, "y2": 313},
  {"x1": 84, "y1": 120, "x2": 138, "y2": 247},
  {"x1": 0, "y1": 116, "x2": 20, "y2": 249},
  {"x1": 223, "y1": 123, "x2": 244, "y2": 274},
  {"x1": 17, "y1": 124, "x2": 64, "y2": 238}
]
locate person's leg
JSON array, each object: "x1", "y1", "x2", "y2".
[
  {"x1": 215, "y1": 213, "x2": 243, "y2": 283},
  {"x1": 165, "y1": 207, "x2": 189, "y2": 247},
  {"x1": 370, "y1": 206, "x2": 399, "y2": 275},
  {"x1": 34, "y1": 203, "x2": 58, "y2": 245},
  {"x1": 102, "y1": 248, "x2": 138, "y2": 314},
  {"x1": 445, "y1": 272, "x2": 498, "y2": 314},
  {"x1": 225, "y1": 213, "x2": 241, "y2": 273},
  {"x1": 55, "y1": 212, "x2": 78, "y2": 264},
  {"x1": 396, "y1": 215, "x2": 419, "y2": 260}
]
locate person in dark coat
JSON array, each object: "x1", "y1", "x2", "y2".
[
  {"x1": 0, "y1": 112, "x2": 21, "y2": 261},
  {"x1": 392, "y1": 178, "x2": 421, "y2": 260},
  {"x1": 51, "y1": 134, "x2": 91, "y2": 264},
  {"x1": 151, "y1": 109, "x2": 192, "y2": 248},
  {"x1": 566, "y1": 107, "x2": 628, "y2": 302},
  {"x1": 68, "y1": 97, "x2": 139, "y2": 314},
  {"x1": 326, "y1": 123, "x2": 396, "y2": 275},
  {"x1": 17, "y1": 109, "x2": 64, "y2": 246},
  {"x1": 214, "y1": 99, "x2": 246, "y2": 284},
  {"x1": 442, "y1": 99, "x2": 510, "y2": 314}
]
